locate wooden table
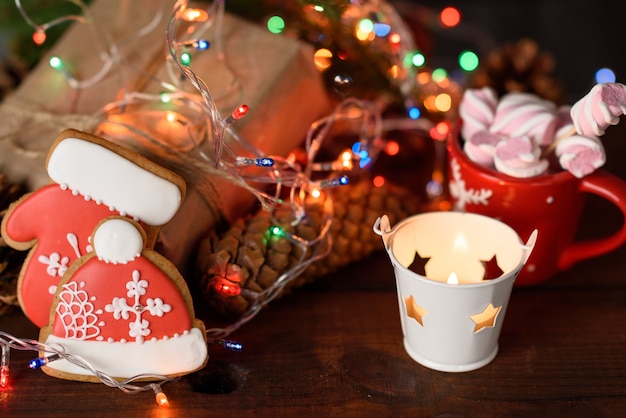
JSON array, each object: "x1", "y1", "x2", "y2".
[
  {"x1": 3, "y1": 0, "x2": 626, "y2": 415},
  {"x1": 3, "y1": 122, "x2": 626, "y2": 418}
]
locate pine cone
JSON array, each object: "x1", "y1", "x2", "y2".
[
  {"x1": 0, "y1": 174, "x2": 28, "y2": 315},
  {"x1": 471, "y1": 38, "x2": 564, "y2": 104},
  {"x1": 196, "y1": 179, "x2": 422, "y2": 316}
]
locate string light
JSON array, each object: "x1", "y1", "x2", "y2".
[
  {"x1": 180, "y1": 51, "x2": 192, "y2": 66},
  {"x1": 151, "y1": 384, "x2": 169, "y2": 407},
  {"x1": 181, "y1": 8, "x2": 208, "y2": 22},
  {"x1": 210, "y1": 277, "x2": 242, "y2": 297},
  {"x1": 1, "y1": 345, "x2": 9, "y2": 388},
  {"x1": 28, "y1": 353, "x2": 61, "y2": 369},
  {"x1": 32, "y1": 27, "x2": 46, "y2": 45},
  {"x1": 223, "y1": 104, "x2": 249, "y2": 125},
  {"x1": 313, "y1": 175, "x2": 350, "y2": 189},
  {"x1": 209, "y1": 339, "x2": 244, "y2": 352},
  {"x1": 10, "y1": 0, "x2": 463, "y2": 355},
  {"x1": 2, "y1": 0, "x2": 464, "y2": 411},
  {"x1": 1, "y1": 331, "x2": 179, "y2": 402},
  {"x1": 235, "y1": 157, "x2": 275, "y2": 167}
]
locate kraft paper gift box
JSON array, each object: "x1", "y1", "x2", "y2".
[{"x1": 0, "y1": 0, "x2": 330, "y2": 271}]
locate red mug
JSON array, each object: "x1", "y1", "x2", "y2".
[{"x1": 447, "y1": 133, "x2": 626, "y2": 286}]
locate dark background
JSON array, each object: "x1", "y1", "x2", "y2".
[{"x1": 394, "y1": 0, "x2": 626, "y2": 103}]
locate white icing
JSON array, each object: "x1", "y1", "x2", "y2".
[
  {"x1": 44, "y1": 328, "x2": 207, "y2": 378},
  {"x1": 38, "y1": 252, "x2": 69, "y2": 277},
  {"x1": 47, "y1": 137, "x2": 183, "y2": 226},
  {"x1": 104, "y1": 269, "x2": 171, "y2": 344},
  {"x1": 56, "y1": 282, "x2": 101, "y2": 340},
  {"x1": 93, "y1": 219, "x2": 143, "y2": 264}
]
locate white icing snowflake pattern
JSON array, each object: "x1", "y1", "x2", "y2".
[
  {"x1": 38, "y1": 252, "x2": 70, "y2": 277},
  {"x1": 56, "y1": 281, "x2": 102, "y2": 340},
  {"x1": 105, "y1": 270, "x2": 171, "y2": 344},
  {"x1": 38, "y1": 233, "x2": 89, "y2": 277},
  {"x1": 448, "y1": 157, "x2": 493, "y2": 211}
]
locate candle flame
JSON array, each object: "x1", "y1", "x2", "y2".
[{"x1": 447, "y1": 272, "x2": 459, "y2": 284}]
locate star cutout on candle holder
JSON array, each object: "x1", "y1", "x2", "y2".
[
  {"x1": 403, "y1": 294, "x2": 428, "y2": 326},
  {"x1": 481, "y1": 254, "x2": 504, "y2": 279},
  {"x1": 470, "y1": 303, "x2": 502, "y2": 333}
]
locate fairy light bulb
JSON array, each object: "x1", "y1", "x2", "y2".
[
  {"x1": 32, "y1": 28, "x2": 46, "y2": 45},
  {"x1": 180, "y1": 51, "x2": 192, "y2": 66},
  {"x1": 28, "y1": 353, "x2": 61, "y2": 369},
  {"x1": 317, "y1": 175, "x2": 349, "y2": 188},
  {"x1": 340, "y1": 151, "x2": 353, "y2": 169},
  {"x1": 152, "y1": 384, "x2": 169, "y2": 407},
  {"x1": 160, "y1": 92, "x2": 172, "y2": 103},
  {"x1": 232, "y1": 104, "x2": 249, "y2": 119},
  {"x1": 195, "y1": 39, "x2": 210, "y2": 50},
  {"x1": 224, "y1": 104, "x2": 249, "y2": 125},
  {"x1": 49, "y1": 56, "x2": 64, "y2": 70},
  {"x1": 235, "y1": 156, "x2": 275, "y2": 167},
  {"x1": 1, "y1": 345, "x2": 9, "y2": 388},
  {"x1": 269, "y1": 225, "x2": 286, "y2": 238},
  {"x1": 182, "y1": 8, "x2": 208, "y2": 22},
  {"x1": 212, "y1": 278, "x2": 241, "y2": 297},
  {"x1": 310, "y1": 188, "x2": 322, "y2": 199}
]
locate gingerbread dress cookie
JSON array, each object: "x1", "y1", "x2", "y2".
[
  {"x1": 39, "y1": 217, "x2": 208, "y2": 381},
  {"x1": 1, "y1": 129, "x2": 185, "y2": 328}
]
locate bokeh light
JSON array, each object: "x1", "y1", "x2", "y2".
[
  {"x1": 459, "y1": 50, "x2": 479, "y2": 71},
  {"x1": 267, "y1": 15, "x2": 285, "y2": 34},
  {"x1": 595, "y1": 67, "x2": 616, "y2": 84},
  {"x1": 355, "y1": 18, "x2": 375, "y2": 41},
  {"x1": 431, "y1": 68, "x2": 448, "y2": 83},
  {"x1": 314, "y1": 48, "x2": 333, "y2": 70},
  {"x1": 440, "y1": 7, "x2": 461, "y2": 28},
  {"x1": 408, "y1": 106, "x2": 421, "y2": 119},
  {"x1": 385, "y1": 141, "x2": 400, "y2": 156},
  {"x1": 373, "y1": 175, "x2": 386, "y2": 187},
  {"x1": 434, "y1": 93, "x2": 452, "y2": 112}
]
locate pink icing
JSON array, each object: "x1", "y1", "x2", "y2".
[{"x1": 570, "y1": 82, "x2": 626, "y2": 136}]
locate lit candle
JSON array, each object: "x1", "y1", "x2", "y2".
[{"x1": 374, "y1": 212, "x2": 537, "y2": 372}]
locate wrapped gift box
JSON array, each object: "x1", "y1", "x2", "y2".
[{"x1": 0, "y1": 0, "x2": 330, "y2": 271}]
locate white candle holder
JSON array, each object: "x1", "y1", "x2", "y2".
[{"x1": 374, "y1": 212, "x2": 537, "y2": 372}]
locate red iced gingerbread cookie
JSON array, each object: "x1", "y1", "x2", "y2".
[
  {"x1": 39, "y1": 217, "x2": 207, "y2": 382},
  {"x1": 1, "y1": 129, "x2": 186, "y2": 328}
]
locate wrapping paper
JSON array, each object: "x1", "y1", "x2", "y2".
[{"x1": 0, "y1": 0, "x2": 331, "y2": 271}]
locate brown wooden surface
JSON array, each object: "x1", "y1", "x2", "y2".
[
  {"x1": 4, "y1": 2, "x2": 626, "y2": 416},
  {"x1": 2, "y1": 123, "x2": 626, "y2": 418}
]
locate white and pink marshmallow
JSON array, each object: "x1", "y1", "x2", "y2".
[
  {"x1": 554, "y1": 106, "x2": 606, "y2": 178},
  {"x1": 570, "y1": 82, "x2": 626, "y2": 137}
]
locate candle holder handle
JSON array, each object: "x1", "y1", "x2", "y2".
[
  {"x1": 522, "y1": 229, "x2": 538, "y2": 264},
  {"x1": 373, "y1": 215, "x2": 392, "y2": 249}
]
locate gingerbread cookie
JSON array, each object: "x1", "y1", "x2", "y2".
[
  {"x1": 39, "y1": 217, "x2": 207, "y2": 381},
  {"x1": 1, "y1": 129, "x2": 186, "y2": 328}
]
